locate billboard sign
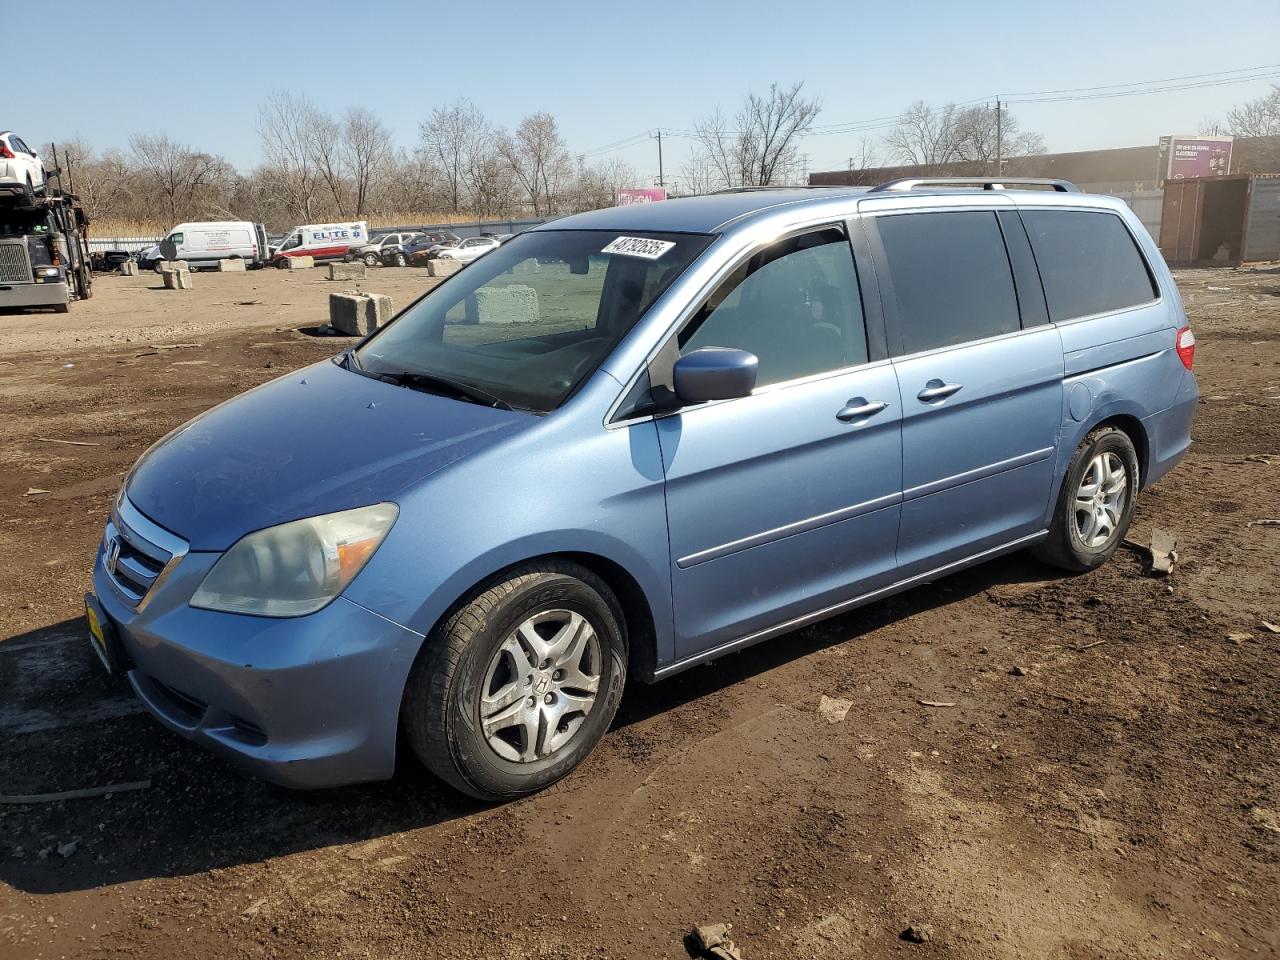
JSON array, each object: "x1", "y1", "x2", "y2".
[
  {"x1": 615, "y1": 188, "x2": 667, "y2": 206},
  {"x1": 1160, "y1": 135, "x2": 1233, "y2": 180}
]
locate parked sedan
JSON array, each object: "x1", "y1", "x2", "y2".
[
  {"x1": 384, "y1": 232, "x2": 461, "y2": 267},
  {"x1": 0, "y1": 132, "x2": 47, "y2": 204},
  {"x1": 435, "y1": 236, "x2": 502, "y2": 264},
  {"x1": 353, "y1": 231, "x2": 424, "y2": 267}
]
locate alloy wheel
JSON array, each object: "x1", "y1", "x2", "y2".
[
  {"x1": 1073, "y1": 451, "x2": 1127, "y2": 549},
  {"x1": 479, "y1": 610, "x2": 601, "y2": 763}
]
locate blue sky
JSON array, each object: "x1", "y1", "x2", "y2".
[{"x1": 10, "y1": 0, "x2": 1279, "y2": 185}]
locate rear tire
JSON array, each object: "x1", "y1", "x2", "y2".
[
  {"x1": 1032, "y1": 426, "x2": 1139, "y2": 572},
  {"x1": 394, "y1": 253, "x2": 407, "y2": 267},
  {"x1": 22, "y1": 176, "x2": 35, "y2": 207},
  {"x1": 401, "y1": 561, "x2": 628, "y2": 801}
]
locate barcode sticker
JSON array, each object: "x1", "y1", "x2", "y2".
[{"x1": 602, "y1": 236, "x2": 675, "y2": 260}]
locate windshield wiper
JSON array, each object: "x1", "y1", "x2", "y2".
[{"x1": 369, "y1": 369, "x2": 513, "y2": 410}]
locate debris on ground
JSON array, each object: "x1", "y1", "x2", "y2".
[
  {"x1": 1009, "y1": 665, "x2": 1028, "y2": 677},
  {"x1": 1252, "y1": 807, "x2": 1280, "y2": 834},
  {"x1": 1075, "y1": 639, "x2": 1108, "y2": 651},
  {"x1": 918, "y1": 699, "x2": 958, "y2": 708},
  {"x1": 1247, "y1": 519, "x2": 1280, "y2": 527},
  {"x1": 1227, "y1": 632, "x2": 1253, "y2": 645},
  {"x1": 242, "y1": 899, "x2": 268, "y2": 922},
  {"x1": 34, "y1": 438, "x2": 100, "y2": 447},
  {"x1": 688, "y1": 923, "x2": 743, "y2": 960},
  {"x1": 1260, "y1": 621, "x2": 1280, "y2": 634},
  {"x1": 0, "y1": 779, "x2": 152, "y2": 804},
  {"x1": 24, "y1": 488, "x2": 50, "y2": 496},
  {"x1": 1121, "y1": 527, "x2": 1179, "y2": 576},
  {"x1": 901, "y1": 923, "x2": 934, "y2": 943},
  {"x1": 817, "y1": 695, "x2": 853, "y2": 724},
  {"x1": 56, "y1": 839, "x2": 80, "y2": 858}
]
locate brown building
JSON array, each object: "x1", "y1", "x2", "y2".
[{"x1": 809, "y1": 136, "x2": 1280, "y2": 189}]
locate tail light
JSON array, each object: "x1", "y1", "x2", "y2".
[
  {"x1": 0, "y1": 142, "x2": 14, "y2": 159},
  {"x1": 1176, "y1": 325, "x2": 1196, "y2": 370}
]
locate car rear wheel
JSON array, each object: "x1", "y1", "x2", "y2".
[
  {"x1": 401, "y1": 561, "x2": 628, "y2": 801},
  {"x1": 394, "y1": 253, "x2": 407, "y2": 267},
  {"x1": 1032, "y1": 426, "x2": 1139, "y2": 572},
  {"x1": 23, "y1": 176, "x2": 35, "y2": 207}
]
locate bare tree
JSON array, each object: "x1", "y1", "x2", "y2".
[
  {"x1": 885, "y1": 101, "x2": 1043, "y2": 172},
  {"x1": 257, "y1": 92, "x2": 323, "y2": 221},
  {"x1": 129, "y1": 134, "x2": 233, "y2": 221},
  {"x1": 691, "y1": 82, "x2": 821, "y2": 188},
  {"x1": 420, "y1": 99, "x2": 490, "y2": 214},
  {"x1": 498, "y1": 113, "x2": 573, "y2": 216},
  {"x1": 679, "y1": 147, "x2": 720, "y2": 196},
  {"x1": 1226, "y1": 84, "x2": 1280, "y2": 137},
  {"x1": 344, "y1": 108, "x2": 394, "y2": 217}
]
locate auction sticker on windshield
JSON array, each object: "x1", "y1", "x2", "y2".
[{"x1": 602, "y1": 236, "x2": 676, "y2": 260}]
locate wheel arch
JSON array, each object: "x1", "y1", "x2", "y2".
[{"x1": 1089, "y1": 413, "x2": 1149, "y2": 486}]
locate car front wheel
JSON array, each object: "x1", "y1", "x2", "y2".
[
  {"x1": 363, "y1": 253, "x2": 379, "y2": 267},
  {"x1": 1033, "y1": 426, "x2": 1139, "y2": 572},
  {"x1": 401, "y1": 561, "x2": 628, "y2": 801}
]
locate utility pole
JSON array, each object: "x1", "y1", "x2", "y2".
[
  {"x1": 995, "y1": 98, "x2": 1003, "y2": 175},
  {"x1": 653, "y1": 129, "x2": 665, "y2": 190}
]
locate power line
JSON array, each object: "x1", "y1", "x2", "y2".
[{"x1": 575, "y1": 62, "x2": 1280, "y2": 159}]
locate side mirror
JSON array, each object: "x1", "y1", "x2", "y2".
[{"x1": 672, "y1": 347, "x2": 758, "y2": 404}]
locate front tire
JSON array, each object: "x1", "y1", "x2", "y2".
[
  {"x1": 1032, "y1": 426, "x2": 1139, "y2": 572},
  {"x1": 401, "y1": 561, "x2": 628, "y2": 801},
  {"x1": 363, "y1": 253, "x2": 379, "y2": 267}
]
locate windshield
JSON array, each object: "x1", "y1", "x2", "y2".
[{"x1": 355, "y1": 229, "x2": 712, "y2": 412}]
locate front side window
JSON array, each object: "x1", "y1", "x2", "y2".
[
  {"x1": 169, "y1": 232, "x2": 184, "y2": 245},
  {"x1": 876, "y1": 211, "x2": 1020, "y2": 354},
  {"x1": 1022, "y1": 210, "x2": 1157, "y2": 322},
  {"x1": 679, "y1": 227, "x2": 868, "y2": 387},
  {"x1": 357, "y1": 230, "x2": 712, "y2": 412}
]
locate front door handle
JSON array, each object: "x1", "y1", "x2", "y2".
[
  {"x1": 917, "y1": 380, "x2": 963, "y2": 402},
  {"x1": 836, "y1": 399, "x2": 889, "y2": 422}
]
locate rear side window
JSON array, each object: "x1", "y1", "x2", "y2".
[
  {"x1": 1022, "y1": 210, "x2": 1157, "y2": 322},
  {"x1": 876, "y1": 211, "x2": 1020, "y2": 354}
]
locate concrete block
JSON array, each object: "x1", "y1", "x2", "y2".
[
  {"x1": 163, "y1": 269, "x2": 193, "y2": 290},
  {"x1": 328, "y1": 261, "x2": 367, "y2": 281},
  {"x1": 158, "y1": 260, "x2": 189, "y2": 273},
  {"x1": 282, "y1": 256, "x2": 314, "y2": 270},
  {"x1": 218, "y1": 258, "x2": 247, "y2": 272},
  {"x1": 428, "y1": 258, "x2": 462, "y2": 278},
  {"x1": 119, "y1": 261, "x2": 138, "y2": 276},
  {"x1": 329, "y1": 292, "x2": 393, "y2": 336},
  {"x1": 474, "y1": 285, "x2": 539, "y2": 324}
]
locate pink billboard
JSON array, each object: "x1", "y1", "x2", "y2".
[
  {"x1": 1163, "y1": 136, "x2": 1233, "y2": 180},
  {"x1": 615, "y1": 188, "x2": 667, "y2": 206}
]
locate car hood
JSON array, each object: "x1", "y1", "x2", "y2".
[{"x1": 125, "y1": 359, "x2": 534, "y2": 551}]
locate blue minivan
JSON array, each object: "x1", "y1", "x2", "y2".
[{"x1": 86, "y1": 178, "x2": 1198, "y2": 799}]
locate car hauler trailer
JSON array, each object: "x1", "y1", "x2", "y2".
[{"x1": 0, "y1": 188, "x2": 92, "y2": 313}]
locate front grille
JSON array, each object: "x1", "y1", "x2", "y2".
[
  {"x1": 102, "y1": 496, "x2": 188, "y2": 611},
  {"x1": 0, "y1": 242, "x2": 31, "y2": 283}
]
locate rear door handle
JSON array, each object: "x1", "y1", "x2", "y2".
[
  {"x1": 917, "y1": 380, "x2": 963, "y2": 402},
  {"x1": 836, "y1": 399, "x2": 889, "y2": 422}
]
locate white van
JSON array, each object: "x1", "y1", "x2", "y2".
[
  {"x1": 270, "y1": 221, "x2": 368, "y2": 266},
  {"x1": 156, "y1": 221, "x2": 268, "y2": 270}
]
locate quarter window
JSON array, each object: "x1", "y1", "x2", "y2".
[
  {"x1": 1021, "y1": 210, "x2": 1157, "y2": 322},
  {"x1": 876, "y1": 211, "x2": 1020, "y2": 354},
  {"x1": 679, "y1": 227, "x2": 868, "y2": 387}
]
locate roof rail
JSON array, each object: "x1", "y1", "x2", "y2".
[{"x1": 868, "y1": 177, "x2": 1080, "y2": 194}]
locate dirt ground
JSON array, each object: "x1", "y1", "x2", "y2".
[{"x1": 0, "y1": 264, "x2": 1277, "y2": 960}]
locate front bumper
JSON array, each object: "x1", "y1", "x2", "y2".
[
  {"x1": 0, "y1": 280, "x2": 68, "y2": 308},
  {"x1": 92, "y1": 519, "x2": 425, "y2": 788}
]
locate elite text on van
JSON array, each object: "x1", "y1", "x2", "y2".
[{"x1": 271, "y1": 221, "x2": 368, "y2": 266}]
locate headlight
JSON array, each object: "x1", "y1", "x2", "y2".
[{"x1": 190, "y1": 503, "x2": 398, "y2": 617}]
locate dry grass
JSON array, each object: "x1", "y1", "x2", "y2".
[{"x1": 90, "y1": 212, "x2": 521, "y2": 238}]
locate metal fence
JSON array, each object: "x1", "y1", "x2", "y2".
[{"x1": 86, "y1": 218, "x2": 549, "y2": 255}]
